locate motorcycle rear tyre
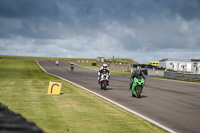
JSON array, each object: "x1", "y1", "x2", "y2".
[
  {"x1": 103, "y1": 84, "x2": 106, "y2": 90},
  {"x1": 100, "y1": 83, "x2": 103, "y2": 89}
]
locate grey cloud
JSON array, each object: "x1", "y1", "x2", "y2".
[
  {"x1": 0, "y1": 0, "x2": 200, "y2": 63},
  {"x1": 174, "y1": 0, "x2": 200, "y2": 21},
  {"x1": 0, "y1": 0, "x2": 59, "y2": 18},
  {"x1": 154, "y1": 0, "x2": 200, "y2": 21},
  {"x1": 1, "y1": 0, "x2": 199, "y2": 39}
]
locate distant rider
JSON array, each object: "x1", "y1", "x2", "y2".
[
  {"x1": 70, "y1": 62, "x2": 74, "y2": 71},
  {"x1": 98, "y1": 64, "x2": 110, "y2": 85},
  {"x1": 56, "y1": 60, "x2": 59, "y2": 66},
  {"x1": 129, "y1": 66, "x2": 145, "y2": 90}
]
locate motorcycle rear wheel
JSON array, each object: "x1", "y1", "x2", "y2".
[
  {"x1": 103, "y1": 84, "x2": 106, "y2": 90},
  {"x1": 100, "y1": 83, "x2": 103, "y2": 89}
]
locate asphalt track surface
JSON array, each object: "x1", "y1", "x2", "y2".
[{"x1": 38, "y1": 61, "x2": 200, "y2": 133}]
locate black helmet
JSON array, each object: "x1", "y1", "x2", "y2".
[{"x1": 136, "y1": 67, "x2": 141, "y2": 74}]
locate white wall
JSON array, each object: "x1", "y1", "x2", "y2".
[
  {"x1": 165, "y1": 61, "x2": 192, "y2": 72},
  {"x1": 160, "y1": 59, "x2": 200, "y2": 73},
  {"x1": 186, "y1": 63, "x2": 191, "y2": 72},
  {"x1": 198, "y1": 63, "x2": 200, "y2": 74}
]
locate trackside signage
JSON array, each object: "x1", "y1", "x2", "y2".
[{"x1": 47, "y1": 81, "x2": 62, "y2": 95}]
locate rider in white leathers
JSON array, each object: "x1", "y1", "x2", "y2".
[{"x1": 98, "y1": 64, "x2": 110, "y2": 85}]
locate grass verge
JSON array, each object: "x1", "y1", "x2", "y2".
[
  {"x1": 77, "y1": 63, "x2": 132, "y2": 76},
  {"x1": 0, "y1": 55, "x2": 96, "y2": 63},
  {"x1": 0, "y1": 59, "x2": 166, "y2": 133},
  {"x1": 1, "y1": 55, "x2": 132, "y2": 75}
]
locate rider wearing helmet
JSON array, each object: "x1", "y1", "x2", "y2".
[
  {"x1": 129, "y1": 66, "x2": 145, "y2": 90},
  {"x1": 70, "y1": 62, "x2": 74, "y2": 70},
  {"x1": 70, "y1": 62, "x2": 74, "y2": 65},
  {"x1": 55, "y1": 60, "x2": 59, "y2": 66},
  {"x1": 98, "y1": 64, "x2": 110, "y2": 85}
]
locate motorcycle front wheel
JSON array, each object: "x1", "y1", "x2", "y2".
[
  {"x1": 132, "y1": 91, "x2": 136, "y2": 97},
  {"x1": 135, "y1": 86, "x2": 141, "y2": 98}
]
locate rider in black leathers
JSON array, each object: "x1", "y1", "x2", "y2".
[{"x1": 129, "y1": 66, "x2": 145, "y2": 90}]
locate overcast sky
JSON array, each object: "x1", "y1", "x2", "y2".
[{"x1": 0, "y1": 0, "x2": 200, "y2": 64}]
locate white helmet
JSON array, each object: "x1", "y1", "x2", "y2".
[{"x1": 103, "y1": 64, "x2": 107, "y2": 69}]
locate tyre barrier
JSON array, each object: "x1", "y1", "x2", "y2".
[{"x1": 0, "y1": 102, "x2": 43, "y2": 133}]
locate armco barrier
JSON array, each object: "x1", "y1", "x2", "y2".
[
  {"x1": 92, "y1": 63, "x2": 96, "y2": 66},
  {"x1": 0, "y1": 102, "x2": 43, "y2": 133},
  {"x1": 164, "y1": 71, "x2": 200, "y2": 81},
  {"x1": 147, "y1": 69, "x2": 165, "y2": 76}
]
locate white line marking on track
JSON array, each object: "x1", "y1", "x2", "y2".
[{"x1": 36, "y1": 61, "x2": 177, "y2": 133}]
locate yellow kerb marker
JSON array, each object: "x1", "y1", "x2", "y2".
[{"x1": 47, "y1": 81, "x2": 62, "y2": 95}]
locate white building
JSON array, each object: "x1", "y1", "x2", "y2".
[
  {"x1": 191, "y1": 59, "x2": 200, "y2": 74},
  {"x1": 159, "y1": 58, "x2": 200, "y2": 74}
]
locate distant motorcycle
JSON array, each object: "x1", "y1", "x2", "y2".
[
  {"x1": 99, "y1": 72, "x2": 109, "y2": 90},
  {"x1": 70, "y1": 65, "x2": 74, "y2": 71},
  {"x1": 132, "y1": 77, "x2": 145, "y2": 98},
  {"x1": 56, "y1": 61, "x2": 59, "y2": 67}
]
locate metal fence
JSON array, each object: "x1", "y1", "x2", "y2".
[{"x1": 164, "y1": 72, "x2": 200, "y2": 81}]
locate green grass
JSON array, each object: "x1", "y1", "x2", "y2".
[
  {"x1": 1, "y1": 55, "x2": 134, "y2": 75},
  {"x1": 109, "y1": 69, "x2": 132, "y2": 75},
  {"x1": 0, "y1": 55, "x2": 138, "y2": 65},
  {"x1": 106, "y1": 58, "x2": 138, "y2": 64},
  {"x1": 76, "y1": 63, "x2": 100, "y2": 70},
  {"x1": 0, "y1": 59, "x2": 166, "y2": 133},
  {"x1": 77, "y1": 63, "x2": 132, "y2": 76},
  {"x1": 0, "y1": 55, "x2": 96, "y2": 63}
]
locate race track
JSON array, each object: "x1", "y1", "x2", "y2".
[{"x1": 38, "y1": 60, "x2": 200, "y2": 133}]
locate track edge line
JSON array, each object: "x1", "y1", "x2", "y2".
[{"x1": 36, "y1": 61, "x2": 177, "y2": 133}]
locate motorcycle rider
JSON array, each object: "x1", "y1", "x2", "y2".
[
  {"x1": 98, "y1": 64, "x2": 110, "y2": 85},
  {"x1": 70, "y1": 62, "x2": 74, "y2": 70},
  {"x1": 56, "y1": 60, "x2": 59, "y2": 66},
  {"x1": 129, "y1": 66, "x2": 145, "y2": 90},
  {"x1": 70, "y1": 62, "x2": 74, "y2": 66}
]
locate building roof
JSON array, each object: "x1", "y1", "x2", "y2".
[{"x1": 191, "y1": 59, "x2": 200, "y2": 62}]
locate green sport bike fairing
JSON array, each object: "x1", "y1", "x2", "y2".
[{"x1": 132, "y1": 76, "x2": 145, "y2": 98}]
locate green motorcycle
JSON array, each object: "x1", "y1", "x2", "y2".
[{"x1": 132, "y1": 77, "x2": 145, "y2": 98}]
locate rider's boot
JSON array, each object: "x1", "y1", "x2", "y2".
[{"x1": 129, "y1": 83, "x2": 132, "y2": 90}]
